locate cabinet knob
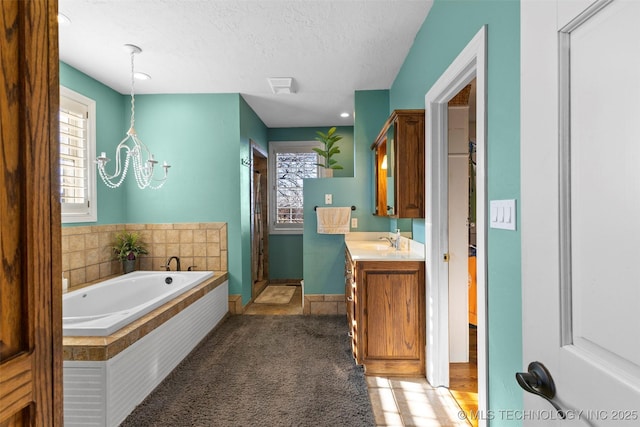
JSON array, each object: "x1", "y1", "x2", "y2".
[{"x1": 347, "y1": 296, "x2": 354, "y2": 302}]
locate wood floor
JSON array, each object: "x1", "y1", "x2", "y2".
[{"x1": 449, "y1": 325, "x2": 478, "y2": 427}]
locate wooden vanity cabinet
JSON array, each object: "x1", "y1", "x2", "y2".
[
  {"x1": 345, "y1": 249, "x2": 425, "y2": 376},
  {"x1": 345, "y1": 250, "x2": 358, "y2": 360},
  {"x1": 372, "y1": 109, "x2": 425, "y2": 218}
]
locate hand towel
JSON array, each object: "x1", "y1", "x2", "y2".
[{"x1": 316, "y1": 207, "x2": 351, "y2": 234}]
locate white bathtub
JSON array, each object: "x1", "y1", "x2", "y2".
[
  {"x1": 63, "y1": 272, "x2": 229, "y2": 427},
  {"x1": 63, "y1": 270, "x2": 214, "y2": 336}
]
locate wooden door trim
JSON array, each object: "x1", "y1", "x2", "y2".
[{"x1": 0, "y1": 0, "x2": 62, "y2": 424}]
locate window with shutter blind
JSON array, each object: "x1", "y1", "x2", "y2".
[{"x1": 60, "y1": 86, "x2": 97, "y2": 223}]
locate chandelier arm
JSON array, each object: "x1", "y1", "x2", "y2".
[
  {"x1": 97, "y1": 141, "x2": 133, "y2": 188},
  {"x1": 97, "y1": 135, "x2": 131, "y2": 180}
]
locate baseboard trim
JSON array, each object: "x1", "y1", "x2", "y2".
[{"x1": 303, "y1": 294, "x2": 346, "y2": 316}]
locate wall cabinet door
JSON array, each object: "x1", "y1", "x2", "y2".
[{"x1": 372, "y1": 110, "x2": 425, "y2": 218}]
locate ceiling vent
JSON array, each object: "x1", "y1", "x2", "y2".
[{"x1": 268, "y1": 77, "x2": 295, "y2": 95}]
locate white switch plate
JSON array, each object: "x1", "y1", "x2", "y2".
[
  {"x1": 490, "y1": 199, "x2": 516, "y2": 230},
  {"x1": 324, "y1": 194, "x2": 332, "y2": 204},
  {"x1": 351, "y1": 218, "x2": 358, "y2": 228}
]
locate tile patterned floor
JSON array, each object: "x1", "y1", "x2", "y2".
[
  {"x1": 243, "y1": 284, "x2": 303, "y2": 315},
  {"x1": 244, "y1": 285, "x2": 471, "y2": 426},
  {"x1": 367, "y1": 376, "x2": 471, "y2": 426}
]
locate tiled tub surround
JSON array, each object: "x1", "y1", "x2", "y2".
[
  {"x1": 63, "y1": 272, "x2": 229, "y2": 427},
  {"x1": 61, "y1": 222, "x2": 228, "y2": 290}
]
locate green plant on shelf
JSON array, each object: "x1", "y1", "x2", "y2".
[{"x1": 313, "y1": 127, "x2": 343, "y2": 170}]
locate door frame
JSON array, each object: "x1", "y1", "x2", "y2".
[
  {"x1": 424, "y1": 25, "x2": 488, "y2": 423},
  {"x1": 249, "y1": 140, "x2": 269, "y2": 299}
]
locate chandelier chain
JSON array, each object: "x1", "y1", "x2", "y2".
[
  {"x1": 129, "y1": 48, "x2": 136, "y2": 130},
  {"x1": 95, "y1": 44, "x2": 171, "y2": 190}
]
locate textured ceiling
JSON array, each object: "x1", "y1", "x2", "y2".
[{"x1": 58, "y1": 0, "x2": 432, "y2": 128}]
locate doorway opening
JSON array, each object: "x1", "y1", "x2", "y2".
[
  {"x1": 250, "y1": 141, "x2": 269, "y2": 300},
  {"x1": 424, "y1": 26, "x2": 487, "y2": 426},
  {"x1": 447, "y1": 81, "x2": 478, "y2": 426}
]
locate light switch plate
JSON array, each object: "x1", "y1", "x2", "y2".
[
  {"x1": 490, "y1": 199, "x2": 516, "y2": 230},
  {"x1": 324, "y1": 194, "x2": 332, "y2": 204},
  {"x1": 351, "y1": 218, "x2": 358, "y2": 228}
]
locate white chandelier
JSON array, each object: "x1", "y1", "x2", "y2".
[{"x1": 96, "y1": 44, "x2": 170, "y2": 189}]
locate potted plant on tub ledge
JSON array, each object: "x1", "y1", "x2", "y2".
[
  {"x1": 314, "y1": 127, "x2": 343, "y2": 177},
  {"x1": 113, "y1": 231, "x2": 148, "y2": 274}
]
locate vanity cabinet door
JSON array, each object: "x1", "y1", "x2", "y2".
[{"x1": 355, "y1": 260, "x2": 425, "y2": 376}]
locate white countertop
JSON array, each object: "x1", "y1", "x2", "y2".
[{"x1": 345, "y1": 233, "x2": 425, "y2": 261}]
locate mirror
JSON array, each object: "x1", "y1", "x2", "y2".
[
  {"x1": 373, "y1": 123, "x2": 395, "y2": 216},
  {"x1": 385, "y1": 126, "x2": 395, "y2": 215}
]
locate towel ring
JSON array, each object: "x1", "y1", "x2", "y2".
[{"x1": 314, "y1": 205, "x2": 356, "y2": 211}]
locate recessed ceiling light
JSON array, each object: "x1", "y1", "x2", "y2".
[
  {"x1": 340, "y1": 112, "x2": 350, "y2": 118},
  {"x1": 134, "y1": 72, "x2": 151, "y2": 81},
  {"x1": 57, "y1": 13, "x2": 71, "y2": 26}
]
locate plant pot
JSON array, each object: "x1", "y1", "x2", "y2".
[
  {"x1": 320, "y1": 168, "x2": 334, "y2": 178},
  {"x1": 122, "y1": 259, "x2": 136, "y2": 274}
]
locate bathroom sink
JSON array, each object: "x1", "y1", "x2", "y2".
[
  {"x1": 354, "y1": 242, "x2": 393, "y2": 251},
  {"x1": 345, "y1": 236, "x2": 425, "y2": 262}
]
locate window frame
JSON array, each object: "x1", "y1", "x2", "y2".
[
  {"x1": 268, "y1": 140, "x2": 321, "y2": 234},
  {"x1": 60, "y1": 86, "x2": 97, "y2": 223}
]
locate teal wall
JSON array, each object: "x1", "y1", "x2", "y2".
[
  {"x1": 268, "y1": 235, "x2": 304, "y2": 280},
  {"x1": 61, "y1": 62, "x2": 269, "y2": 304},
  {"x1": 267, "y1": 126, "x2": 354, "y2": 281},
  {"x1": 124, "y1": 93, "x2": 251, "y2": 302},
  {"x1": 302, "y1": 91, "x2": 390, "y2": 295},
  {"x1": 390, "y1": 0, "x2": 522, "y2": 424},
  {"x1": 60, "y1": 62, "x2": 126, "y2": 225},
  {"x1": 123, "y1": 94, "x2": 240, "y2": 223}
]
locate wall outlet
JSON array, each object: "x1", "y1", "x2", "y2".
[
  {"x1": 324, "y1": 194, "x2": 332, "y2": 204},
  {"x1": 351, "y1": 218, "x2": 358, "y2": 228}
]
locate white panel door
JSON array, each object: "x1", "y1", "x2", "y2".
[{"x1": 521, "y1": 0, "x2": 640, "y2": 425}]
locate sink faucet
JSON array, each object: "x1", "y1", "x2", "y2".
[
  {"x1": 379, "y1": 236, "x2": 399, "y2": 250},
  {"x1": 165, "y1": 256, "x2": 181, "y2": 271}
]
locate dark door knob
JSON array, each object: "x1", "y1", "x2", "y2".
[{"x1": 516, "y1": 361, "x2": 565, "y2": 419}]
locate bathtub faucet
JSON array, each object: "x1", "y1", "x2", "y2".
[{"x1": 165, "y1": 256, "x2": 181, "y2": 271}]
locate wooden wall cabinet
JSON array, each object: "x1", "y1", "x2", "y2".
[
  {"x1": 371, "y1": 109, "x2": 425, "y2": 218},
  {"x1": 345, "y1": 249, "x2": 425, "y2": 376}
]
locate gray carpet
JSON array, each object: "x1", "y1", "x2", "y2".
[{"x1": 121, "y1": 315, "x2": 375, "y2": 427}]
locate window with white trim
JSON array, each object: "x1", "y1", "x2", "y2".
[
  {"x1": 268, "y1": 141, "x2": 321, "y2": 234},
  {"x1": 60, "y1": 86, "x2": 97, "y2": 223}
]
